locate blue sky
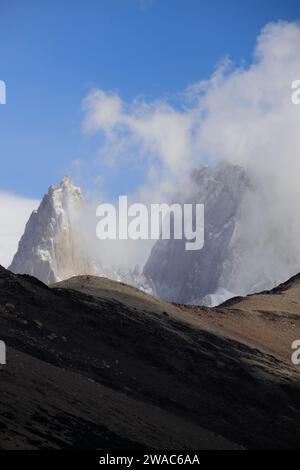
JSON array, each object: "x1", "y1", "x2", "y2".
[{"x1": 1, "y1": 0, "x2": 300, "y2": 200}]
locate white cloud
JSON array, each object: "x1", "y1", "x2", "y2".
[
  {"x1": 82, "y1": 21, "x2": 300, "y2": 288},
  {"x1": 83, "y1": 90, "x2": 195, "y2": 179},
  {"x1": 83, "y1": 21, "x2": 300, "y2": 183},
  {"x1": 0, "y1": 193, "x2": 39, "y2": 268}
]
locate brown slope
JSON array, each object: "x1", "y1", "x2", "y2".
[
  {"x1": 203, "y1": 273, "x2": 300, "y2": 364},
  {"x1": 52, "y1": 274, "x2": 300, "y2": 449},
  {"x1": 0, "y1": 267, "x2": 300, "y2": 449},
  {"x1": 55, "y1": 274, "x2": 300, "y2": 367}
]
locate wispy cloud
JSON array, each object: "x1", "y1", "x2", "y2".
[
  {"x1": 83, "y1": 21, "x2": 300, "y2": 185},
  {"x1": 82, "y1": 21, "x2": 300, "y2": 287}
]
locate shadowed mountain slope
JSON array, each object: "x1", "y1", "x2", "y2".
[{"x1": 0, "y1": 267, "x2": 300, "y2": 449}]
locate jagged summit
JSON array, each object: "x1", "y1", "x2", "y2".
[
  {"x1": 8, "y1": 177, "x2": 150, "y2": 291},
  {"x1": 9, "y1": 176, "x2": 91, "y2": 285},
  {"x1": 54, "y1": 175, "x2": 82, "y2": 191},
  {"x1": 48, "y1": 176, "x2": 83, "y2": 206},
  {"x1": 144, "y1": 162, "x2": 249, "y2": 304}
]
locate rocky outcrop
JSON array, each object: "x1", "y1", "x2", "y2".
[{"x1": 9, "y1": 177, "x2": 91, "y2": 284}]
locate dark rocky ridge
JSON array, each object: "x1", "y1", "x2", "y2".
[{"x1": 0, "y1": 266, "x2": 300, "y2": 449}]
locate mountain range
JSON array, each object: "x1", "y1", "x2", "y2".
[{"x1": 9, "y1": 164, "x2": 300, "y2": 306}]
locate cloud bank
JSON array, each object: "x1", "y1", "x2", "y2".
[
  {"x1": 82, "y1": 21, "x2": 300, "y2": 291},
  {"x1": 83, "y1": 21, "x2": 300, "y2": 182}
]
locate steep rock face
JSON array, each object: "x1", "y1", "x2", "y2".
[
  {"x1": 9, "y1": 177, "x2": 91, "y2": 284},
  {"x1": 143, "y1": 163, "x2": 249, "y2": 304},
  {"x1": 9, "y1": 177, "x2": 152, "y2": 291}
]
